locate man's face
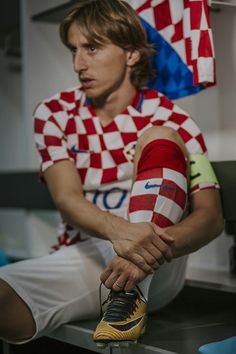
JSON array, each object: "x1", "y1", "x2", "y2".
[{"x1": 67, "y1": 22, "x2": 134, "y2": 100}]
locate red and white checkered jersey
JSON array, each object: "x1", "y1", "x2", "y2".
[{"x1": 34, "y1": 87, "x2": 218, "y2": 248}]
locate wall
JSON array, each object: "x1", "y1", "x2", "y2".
[
  {"x1": 22, "y1": 0, "x2": 78, "y2": 169},
  {"x1": 0, "y1": 48, "x2": 30, "y2": 256},
  {"x1": 0, "y1": 1, "x2": 235, "y2": 268},
  {"x1": 0, "y1": 0, "x2": 69, "y2": 257},
  {"x1": 0, "y1": 51, "x2": 24, "y2": 170}
]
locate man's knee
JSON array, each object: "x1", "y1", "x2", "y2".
[
  {"x1": 0, "y1": 279, "x2": 36, "y2": 342},
  {"x1": 137, "y1": 126, "x2": 187, "y2": 156}
]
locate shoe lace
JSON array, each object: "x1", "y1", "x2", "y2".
[{"x1": 99, "y1": 283, "x2": 146, "y2": 322}]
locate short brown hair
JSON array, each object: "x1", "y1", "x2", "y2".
[{"x1": 60, "y1": 0, "x2": 155, "y2": 89}]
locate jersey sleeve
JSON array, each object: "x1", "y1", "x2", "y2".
[
  {"x1": 34, "y1": 99, "x2": 74, "y2": 174},
  {"x1": 152, "y1": 94, "x2": 220, "y2": 195}
]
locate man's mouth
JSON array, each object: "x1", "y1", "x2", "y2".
[{"x1": 80, "y1": 77, "x2": 94, "y2": 88}]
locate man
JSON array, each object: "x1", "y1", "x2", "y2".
[{"x1": 0, "y1": 0, "x2": 223, "y2": 348}]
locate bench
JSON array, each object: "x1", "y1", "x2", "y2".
[{"x1": 0, "y1": 161, "x2": 236, "y2": 354}]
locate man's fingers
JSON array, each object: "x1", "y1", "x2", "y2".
[
  {"x1": 144, "y1": 245, "x2": 165, "y2": 266},
  {"x1": 144, "y1": 243, "x2": 162, "y2": 261},
  {"x1": 100, "y1": 267, "x2": 112, "y2": 284},
  {"x1": 104, "y1": 272, "x2": 120, "y2": 289},
  {"x1": 151, "y1": 237, "x2": 173, "y2": 262},
  {"x1": 101, "y1": 256, "x2": 148, "y2": 293},
  {"x1": 128, "y1": 253, "x2": 154, "y2": 274},
  {"x1": 139, "y1": 248, "x2": 161, "y2": 266},
  {"x1": 104, "y1": 273, "x2": 127, "y2": 292},
  {"x1": 124, "y1": 279, "x2": 136, "y2": 292},
  {"x1": 152, "y1": 224, "x2": 174, "y2": 243},
  {"x1": 159, "y1": 232, "x2": 175, "y2": 243},
  {"x1": 124, "y1": 249, "x2": 162, "y2": 272},
  {"x1": 112, "y1": 275, "x2": 127, "y2": 292}
]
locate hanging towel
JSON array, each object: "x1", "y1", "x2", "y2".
[{"x1": 126, "y1": 0, "x2": 216, "y2": 99}]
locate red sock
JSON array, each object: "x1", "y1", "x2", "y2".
[{"x1": 129, "y1": 139, "x2": 187, "y2": 227}]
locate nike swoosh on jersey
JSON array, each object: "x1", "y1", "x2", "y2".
[
  {"x1": 108, "y1": 316, "x2": 143, "y2": 332},
  {"x1": 71, "y1": 145, "x2": 90, "y2": 154},
  {"x1": 145, "y1": 181, "x2": 177, "y2": 191}
]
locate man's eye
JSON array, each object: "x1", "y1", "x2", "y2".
[
  {"x1": 88, "y1": 46, "x2": 97, "y2": 53},
  {"x1": 70, "y1": 48, "x2": 76, "y2": 56}
]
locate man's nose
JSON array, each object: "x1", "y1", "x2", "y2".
[{"x1": 73, "y1": 50, "x2": 87, "y2": 72}]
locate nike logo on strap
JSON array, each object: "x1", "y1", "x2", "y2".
[
  {"x1": 109, "y1": 316, "x2": 144, "y2": 332},
  {"x1": 71, "y1": 145, "x2": 90, "y2": 154},
  {"x1": 145, "y1": 181, "x2": 177, "y2": 191}
]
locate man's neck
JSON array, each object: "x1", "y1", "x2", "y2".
[{"x1": 91, "y1": 85, "x2": 137, "y2": 125}]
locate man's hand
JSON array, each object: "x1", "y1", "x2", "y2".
[
  {"x1": 100, "y1": 256, "x2": 147, "y2": 292},
  {"x1": 111, "y1": 222, "x2": 174, "y2": 274}
]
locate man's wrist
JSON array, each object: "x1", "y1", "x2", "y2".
[{"x1": 103, "y1": 213, "x2": 129, "y2": 242}]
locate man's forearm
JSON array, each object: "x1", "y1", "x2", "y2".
[
  {"x1": 57, "y1": 192, "x2": 129, "y2": 241},
  {"x1": 166, "y1": 206, "x2": 224, "y2": 258}
]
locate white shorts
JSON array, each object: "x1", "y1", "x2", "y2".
[{"x1": 0, "y1": 237, "x2": 187, "y2": 343}]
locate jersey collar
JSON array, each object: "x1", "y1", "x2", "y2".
[{"x1": 84, "y1": 90, "x2": 145, "y2": 114}]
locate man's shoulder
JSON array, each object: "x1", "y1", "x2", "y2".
[
  {"x1": 143, "y1": 88, "x2": 190, "y2": 119},
  {"x1": 143, "y1": 87, "x2": 162, "y2": 101},
  {"x1": 33, "y1": 86, "x2": 84, "y2": 117},
  {"x1": 145, "y1": 89, "x2": 207, "y2": 154}
]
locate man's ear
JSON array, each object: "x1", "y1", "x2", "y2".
[{"x1": 126, "y1": 50, "x2": 140, "y2": 66}]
